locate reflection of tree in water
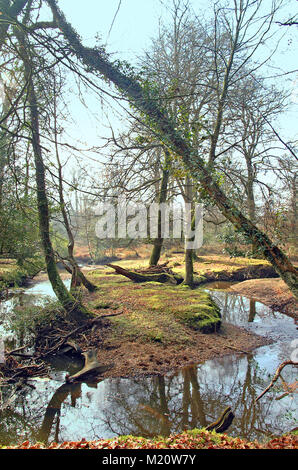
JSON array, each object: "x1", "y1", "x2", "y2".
[
  {"x1": 37, "y1": 382, "x2": 83, "y2": 444},
  {"x1": 209, "y1": 291, "x2": 255, "y2": 324},
  {"x1": 209, "y1": 290, "x2": 288, "y2": 326},
  {"x1": 1, "y1": 292, "x2": 46, "y2": 348},
  {"x1": 0, "y1": 383, "x2": 47, "y2": 445},
  {"x1": 0, "y1": 342, "x2": 296, "y2": 444},
  {"x1": 100, "y1": 354, "x2": 296, "y2": 442},
  {"x1": 0, "y1": 352, "x2": 296, "y2": 445},
  {"x1": 0, "y1": 378, "x2": 104, "y2": 445}
]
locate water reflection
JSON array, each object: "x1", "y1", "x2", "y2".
[
  {"x1": 207, "y1": 288, "x2": 297, "y2": 343},
  {"x1": 0, "y1": 341, "x2": 296, "y2": 446},
  {"x1": 0, "y1": 279, "x2": 297, "y2": 446},
  {"x1": 0, "y1": 279, "x2": 71, "y2": 345}
]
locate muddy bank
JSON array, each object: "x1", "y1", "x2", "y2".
[
  {"x1": 75, "y1": 322, "x2": 270, "y2": 379},
  {"x1": 228, "y1": 279, "x2": 298, "y2": 319},
  {"x1": 193, "y1": 262, "x2": 280, "y2": 285}
]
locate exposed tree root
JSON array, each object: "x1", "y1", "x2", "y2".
[{"x1": 66, "y1": 349, "x2": 114, "y2": 383}]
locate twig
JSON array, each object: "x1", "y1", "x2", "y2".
[
  {"x1": 255, "y1": 360, "x2": 298, "y2": 402},
  {"x1": 38, "y1": 312, "x2": 123, "y2": 357},
  {"x1": 6, "y1": 345, "x2": 28, "y2": 356},
  {"x1": 225, "y1": 344, "x2": 249, "y2": 354}
]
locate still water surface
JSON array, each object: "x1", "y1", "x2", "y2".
[{"x1": 0, "y1": 279, "x2": 297, "y2": 445}]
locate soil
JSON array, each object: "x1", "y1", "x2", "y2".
[
  {"x1": 76, "y1": 321, "x2": 271, "y2": 379},
  {"x1": 4, "y1": 256, "x2": 293, "y2": 381},
  {"x1": 228, "y1": 278, "x2": 298, "y2": 320},
  {"x1": 65, "y1": 266, "x2": 273, "y2": 379}
]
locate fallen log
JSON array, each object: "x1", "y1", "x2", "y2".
[
  {"x1": 66, "y1": 349, "x2": 114, "y2": 382},
  {"x1": 106, "y1": 263, "x2": 182, "y2": 284}
]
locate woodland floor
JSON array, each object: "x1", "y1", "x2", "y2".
[
  {"x1": 66, "y1": 254, "x2": 284, "y2": 379},
  {"x1": 2, "y1": 253, "x2": 297, "y2": 379},
  {"x1": 1, "y1": 252, "x2": 297, "y2": 450}
]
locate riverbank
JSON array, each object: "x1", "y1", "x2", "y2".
[
  {"x1": 2, "y1": 254, "x2": 295, "y2": 380},
  {"x1": 1, "y1": 255, "x2": 297, "y2": 448},
  {"x1": 0, "y1": 258, "x2": 44, "y2": 297},
  {"x1": 228, "y1": 278, "x2": 298, "y2": 319},
  {"x1": 40, "y1": 263, "x2": 269, "y2": 379},
  {"x1": 0, "y1": 259, "x2": 28, "y2": 293}
]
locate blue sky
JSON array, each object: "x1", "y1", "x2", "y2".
[
  {"x1": 58, "y1": 0, "x2": 163, "y2": 60},
  {"x1": 41, "y1": 0, "x2": 298, "y2": 176}
]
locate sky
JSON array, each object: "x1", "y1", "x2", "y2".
[
  {"x1": 53, "y1": 0, "x2": 298, "y2": 147},
  {"x1": 1, "y1": 0, "x2": 297, "y2": 177}
]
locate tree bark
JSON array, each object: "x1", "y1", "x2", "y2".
[
  {"x1": 106, "y1": 263, "x2": 179, "y2": 284},
  {"x1": 183, "y1": 176, "x2": 194, "y2": 287},
  {"x1": 16, "y1": 30, "x2": 92, "y2": 321},
  {"x1": 46, "y1": 0, "x2": 298, "y2": 299},
  {"x1": 0, "y1": 0, "x2": 29, "y2": 51},
  {"x1": 149, "y1": 149, "x2": 170, "y2": 266}
]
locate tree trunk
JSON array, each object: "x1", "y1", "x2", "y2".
[
  {"x1": 183, "y1": 176, "x2": 194, "y2": 287},
  {"x1": 0, "y1": 0, "x2": 28, "y2": 51},
  {"x1": 46, "y1": 1, "x2": 298, "y2": 299},
  {"x1": 245, "y1": 157, "x2": 259, "y2": 257},
  {"x1": 17, "y1": 31, "x2": 92, "y2": 322},
  {"x1": 149, "y1": 149, "x2": 170, "y2": 266},
  {"x1": 184, "y1": 248, "x2": 194, "y2": 287},
  {"x1": 106, "y1": 263, "x2": 179, "y2": 284}
]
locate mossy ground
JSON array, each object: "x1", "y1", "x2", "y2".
[
  {"x1": 66, "y1": 260, "x2": 270, "y2": 378},
  {"x1": 0, "y1": 259, "x2": 24, "y2": 289},
  {"x1": 0, "y1": 258, "x2": 44, "y2": 292},
  {"x1": 86, "y1": 270, "x2": 221, "y2": 343},
  {"x1": 168, "y1": 253, "x2": 278, "y2": 284}
]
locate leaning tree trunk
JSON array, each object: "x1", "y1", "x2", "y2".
[
  {"x1": 17, "y1": 31, "x2": 92, "y2": 321},
  {"x1": 47, "y1": 0, "x2": 298, "y2": 299},
  {"x1": 245, "y1": 155, "x2": 260, "y2": 257},
  {"x1": 149, "y1": 149, "x2": 170, "y2": 266}
]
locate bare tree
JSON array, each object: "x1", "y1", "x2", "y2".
[{"x1": 46, "y1": 0, "x2": 298, "y2": 298}]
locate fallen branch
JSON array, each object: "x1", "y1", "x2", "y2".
[
  {"x1": 255, "y1": 360, "x2": 298, "y2": 402},
  {"x1": 225, "y1": 345, "x2": 249, "y2": 354},
  {"x1": 206, "y1": 406, "x2": 235, "y2": 433},
  {"x1": 106, "y1": 263, "x2": 180, "y2": 284},
  {"x1": 66, "y1": 349, "x2": 114, "y2": 382}
]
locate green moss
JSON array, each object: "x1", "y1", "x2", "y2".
[
  {"x1": 175, "y1": 299, "x2": 221, "y2": 333},
  {"x1": 86, "y1": 270, "x2": 222, "y2": 343},
  {"x1": 89, "y1": 299, "x2": 119, "y2": 310}
]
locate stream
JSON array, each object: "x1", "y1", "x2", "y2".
[{"x1": 0, "y1": 278, "x2": 297, "y2": 446}]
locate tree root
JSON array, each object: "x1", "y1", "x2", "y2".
[
  {"x1": 36, "y1": 312, "x2": 123, "y2": 358},
  {"x1": 65, "y1": 349, "x2": 114, "y2": 383}
]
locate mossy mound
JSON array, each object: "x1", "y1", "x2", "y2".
[
  {"x1": 176, "y1": 298, "x2": 221, "y2": 333},
  {"x1": 86, "y1": 271, "x2": 222, "y2": 343}
]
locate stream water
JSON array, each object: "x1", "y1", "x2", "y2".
[{"x1": 0, "y1": 279, "x2": 297, "y2": 446}]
